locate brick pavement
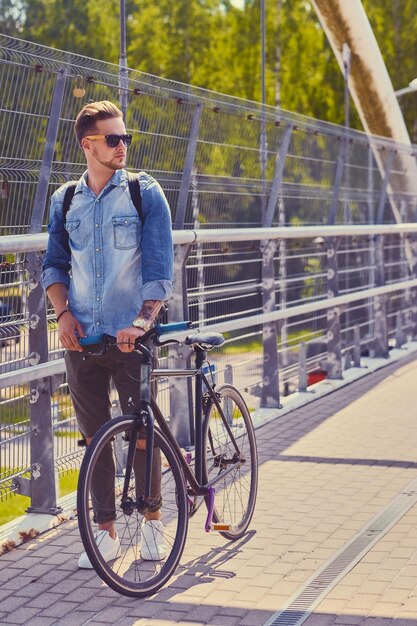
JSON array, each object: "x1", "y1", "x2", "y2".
[{"x1": 2, "y1": 354, "x2": 417, "y2": 625}]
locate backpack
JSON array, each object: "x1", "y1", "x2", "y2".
[{"x1": 62, "y1": 171, "x2": 143, "y2": 222}]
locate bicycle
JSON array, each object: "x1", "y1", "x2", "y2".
[{"x1": 76, "y1": 321, "x2": 258, "y2": 598}]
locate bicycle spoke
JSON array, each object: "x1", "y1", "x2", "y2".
[
  {"x1": 77, "y1": 417, "x2": 188, "y2": 597},
  {"x1": 203, "y1": 385, "x2": 258, "y2": 539}
]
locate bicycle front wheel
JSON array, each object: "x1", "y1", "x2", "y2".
[
  {"x1": 77, "y1": 415, "x2": 188, "y2": 598},
  {"x1": 203, "y1": 384, "x2": 258, "y2": 540}
]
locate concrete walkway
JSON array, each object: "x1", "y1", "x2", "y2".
[{"x1": 2, "y1": 353, "x2": 417, "y2": 626}]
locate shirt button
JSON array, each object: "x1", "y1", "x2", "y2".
[
  {"x1": 96, "y1": 273, "x2": 100, "y2": 277},
  {"x1": 96, "y1": 322, "x2": 100, "y2": 326},
  {"x1": 96, "y1": 297, "x2": 100, "y2": 301},
  {"x1": 95, "y1": 224, "x2": 99, "y2": 228},
  {"x1": 124, "y1": 220, "x2": 128, "y2": 224},
  {"x1": 96, "y1": 247, "x2": 100, "y2": 252}
]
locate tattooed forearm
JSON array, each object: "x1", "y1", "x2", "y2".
[{"x1": 138, "y1": 300, "x2": 163, "y2": 323}]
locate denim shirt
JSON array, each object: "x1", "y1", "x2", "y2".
[{"x1": 41, "y1": 169, "x2": 173, "y2": 338}]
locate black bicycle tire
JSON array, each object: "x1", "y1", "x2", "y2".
[
  {"x1": 202, "y1": 384, "x2": 258, "y2": 540},
  {"x1": 77, "y1": 415, "x2": 188, "y2": 598}
]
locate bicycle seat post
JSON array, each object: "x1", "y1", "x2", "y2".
[
  {"x1": 194, "y1": 344, "x2": 207, "y2": 370},
  {"x1": 194, "y1": 345, "x2": 206, "y2": 486}
]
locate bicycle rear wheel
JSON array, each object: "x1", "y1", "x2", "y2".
[
  {"x1": 77, "y1": 415, "x2": 188, "y2": 598},
  {"x1": 203, "y1": 384, "x2": 258, "y2": 540}
]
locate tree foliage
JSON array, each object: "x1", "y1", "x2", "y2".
[
  {"x1": 362, "y1": 0, "x2": 417, "y2": 141},
  {"x1": 1, "y1": 0, "x2": 416, "y2": 135}
]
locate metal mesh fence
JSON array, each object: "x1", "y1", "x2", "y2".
[{"x1": 1, "y1": 35, "x2": 417, "y2": 506}]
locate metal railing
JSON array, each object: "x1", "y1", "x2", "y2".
[
  {"x1": 2, "y1": 35, "x2": 417, "y2": 514},
  {"x1": 2, "y1": 224, "x2": 417, "y2": 514}
]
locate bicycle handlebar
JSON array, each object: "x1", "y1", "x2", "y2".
[
  {"x1": 79, "y1": 321, "x2": 193, "y2": 349},
  {"x1": 154, "y1": 321, "x2": 192, "y2": 335},
  {"x1": 79, "y1": 334, "x2": 105, "y2": 346}
]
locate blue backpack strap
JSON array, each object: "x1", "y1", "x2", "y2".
[
  {"x1": 127, "y1": 171, "x2": 143, "y2": 223},
  {"x1": 62, "y1": 182, "x2": 77, "y2": 221}
]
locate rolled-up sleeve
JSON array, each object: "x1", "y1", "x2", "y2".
[
  {"x1": 140, "y1": 180, "x2": 174, "y2": 301},
  {"x1": 41, "y1": 195, "x2": 72, "y2": 291}
]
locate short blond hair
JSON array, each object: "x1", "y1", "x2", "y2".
[{"x1": 74, "y1": 101, "x2": 123, "y2": 145}]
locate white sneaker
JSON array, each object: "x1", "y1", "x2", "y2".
[
  {"x1": 140, "y1": 520, "x2": 167, "y2": 561},
  {"x1": 78, "y1": 530, "x2": 120, "y2": 569}
]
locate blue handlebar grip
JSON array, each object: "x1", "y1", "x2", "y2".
[
  {"x1": 79, "y1": 334, "x2": 104, "y2": 346},
  {"x1": 155, "y1": 321, "x2": 192, "y2": 335}
]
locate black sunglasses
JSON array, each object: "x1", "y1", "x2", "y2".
[{"x1": 84, "y1": 134, "x2": 133, "y2": 148}]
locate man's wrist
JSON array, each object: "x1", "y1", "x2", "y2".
[
  {"x1": 56, "y1": 308, "x2": 71, "y2": 323},
  {"x1": 131, "y1": 317, "x2": 152, "y2": 332}
]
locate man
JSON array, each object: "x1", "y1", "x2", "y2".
[{"x1": 42, "y1": 101, "x2": 173, "y2": 567}]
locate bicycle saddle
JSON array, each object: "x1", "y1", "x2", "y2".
[{"x1": 185, "y1": 332, "x2": 225, "y2": 348}]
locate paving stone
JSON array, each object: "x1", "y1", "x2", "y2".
[
  {"x1": 94, "y1": 607, "x2": 131, "y2": 622},
  {"x1": 26, "y1": 618, "x2": 57, "y2": 626},
  {"x1": 368, "y1": 602, "x2": 404, "y2": 618},
  {"x1": 217, "y1": 606, "x2": 248, "y2": 618},
  {"x1": 0, "y1": 595, "x2": 31, "y2": 612},
  {"x1": 331, "y1": 614, "x2": 365, "y2": 624},
  {"x1": 39, "y1": 601, "x2": 80, "y2": 618},
  {"x1": 26, "y1": 592, "x2": 63, "y2": 609},
  {"x1": 0, "y1": 567, "x2": 30, "y2": 583},
  {"x1": 64, "y1": 587, "x2": 98, "y2": 604},
  {"x1": 120, "y1": 601, "x2": 167, "y2": 617},
  {"x1": 207, "y1": 616, "x2": 241, "y2": 626},
  {"x1": 303, "y1": 614, "x2": 338, "y2": 626},
  {"x1": 76, "y1": 595, "x2": 116, "y2": 612},
  {"x1": 47, "y1": 578, "x2": 89, "y2": 594},
  {"x1": 57, "y1": 612, "x2": 99, "y2": 626},
  {"x1": 1, "y1": 607, "x2": 42, "y2": 624},
  {"x1": 10, "y1": 581, "x2": 52, "y2": 598}
]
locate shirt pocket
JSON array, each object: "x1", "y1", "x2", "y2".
[
  {"x1": 64, "y1": 218, "x2": 86, "y2": 250},
  {"x1": 112, "y1": 215, "x2": 140, "y2": 250}
]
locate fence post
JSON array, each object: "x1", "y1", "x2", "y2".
[
  {"x1": 326, "y1": 242, "x2": 342, "y2": 379},
  {"x1": 406, "y1": 235, "x2": 417, "y2": 339},
  {"x1": 325, "y1": 136, "x2": 346, "y2": 379},
  {"x1": 168, "y1": 103, "x2": 202, "y2": 447},
  {"x1": 298, "y1": 342, "x2": 307, "y2": 392},
  {"x1": 395, "y1": 311, "x2": 405, "y2": 348},
  {"x1": 353, "y1": 325, "x2": 361, "y2": 367},
  {"x1": 26, "y1": 68, "x2": 67, "y2": 513},
  {"x1": 260, "y1": 124, "x2": 292, "y2": 408},
  {"x1": 372, "y1": 149, "x2": 394, "y2": 358},
  {"x1": 174, "y1": 103, "x2": 202, "y2": 231}
]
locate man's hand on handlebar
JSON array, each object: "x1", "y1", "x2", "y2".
[
  {"x1": 58, "y1": 312, "x2": 85, "y2": 352},
  {"x1": 116, "y1": 326, "x2": 147, "y2": 353},
  {"x1": 78, "y1": 321, "x2": 193, "y2": 355}
]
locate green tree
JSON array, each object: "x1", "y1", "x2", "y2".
[
  {"x1": 0, "y1": 0, "x2": 26, "y2": 35},
  {"x1": 128, "y1": 0, "x2": 223, "y2": 85},
  {"x1": 362, "y1": 0, "x2": 417, "y2": 141},
  {"x1": 2, "y1": 0, "x2": 416, "y2": 135}
]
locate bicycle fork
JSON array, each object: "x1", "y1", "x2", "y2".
[{"x1": 194, "y1": 360, "x2": 239, "y2": 534}]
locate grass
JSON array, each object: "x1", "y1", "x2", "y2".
[
  {"x1": 215, "y1": 329, "x2": 324, "y2": 356},
  {"x1": 1, "y1": 397, "x2": 73, "y2": 426},
  {"x1": 0, "y1": 493, "x2": 30, "y2": 526},
  {"x1": 0, "y1": 469, "x2": 79, "y2": 527},
  {"x1": 0, "y1": 398, "x2": 30, "y2": 425}
]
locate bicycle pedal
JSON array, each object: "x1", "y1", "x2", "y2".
[{"x1": 210, "y1": 523, "x2": 237, "y2": 532}]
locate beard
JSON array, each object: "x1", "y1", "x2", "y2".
[{"x1": 91, "y1": 146, "x2": 126, "y2": 170}]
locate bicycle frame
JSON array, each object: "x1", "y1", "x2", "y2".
[{"x1": 134, "y1": 343, "x2": 243, "y2": 504}]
